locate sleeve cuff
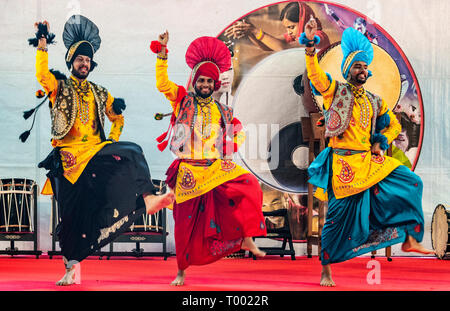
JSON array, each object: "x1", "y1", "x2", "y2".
[{"x1": 370, "y1": 133, "x2": 389, "y2": 151}]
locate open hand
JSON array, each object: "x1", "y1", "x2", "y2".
[{"x1": 224, "y1": 20, "x2": 255, "y2": 39}]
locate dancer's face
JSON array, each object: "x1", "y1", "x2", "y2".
[
  {"x1": 194, "y1": 75, "x2": 215, "y2": 98},
  {"x1": 71, "y1": 55, "x2": 91, "y2": 80},
  {"x1": 282, "y1": 18, "x2": 299, "y2": 41},
  {"x1": 348, "y1": 61, "x2": 368, "y2": 86}
]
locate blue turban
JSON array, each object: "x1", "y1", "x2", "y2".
[{"x1": 341, "y1": 28, "x2": 373, "y2": 80}]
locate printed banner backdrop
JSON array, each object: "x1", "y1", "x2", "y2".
[{"x1": 0, "y1": 0, "x2": 448, "y2": 256}]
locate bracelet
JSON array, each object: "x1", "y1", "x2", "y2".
[
  {"x1": 305, "y1": 48, "x2": 316, "y2": 57},
  {"x1": 37, "y1": 47, "x2": 48, "y2": 52},
  {"x1": 298, "y1": 32, "x2": 321, "y2": 46},
  {"x1": 256, "y1": 28, "x2": 264, "y2": 40},
  {"x1": 157, "y1": 54, "x2": 168, "y2": 60}
]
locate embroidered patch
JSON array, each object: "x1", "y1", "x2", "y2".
[
  {"x1": 210, "y1": 238, "x2": 241, "y2": 256},
  {"x1": 260, "y1": 221, "x2": 265, "y2": 230},
  {"x1": 373, "y1": 185, "x2": 380, "y2": 195},
  {"x1": 180, "y1": 166, "x2": 196, "y2": 190},
  {"x1": 353, "y1": 227, "x2": 399, "y2": 253},
  {"x1": 371, "y1": 154, "x2": 385, "y2": 164},
  {"x1": 210, "y1": 219, "x2": 217, "y2": 229},
  {"x1": 327, "y1": 110, "x2": 342, "y2": 131},
  {"x1": 221, "y1": 160, "x2": 236, "y2": 172},
  {"x1": 60, "y1": 150, "x2": 76, "y2": 168},
  {"x1": 336, "y1": 158, "x2": 355, "y2": 184}
]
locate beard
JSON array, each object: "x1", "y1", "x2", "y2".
[
  {"x1": 194, "y1": 85, "x2": 214, "y2": 98},
  {"x1": 71, "y1": 66, "x2": 90, "y2": 80},
  {"x1": 349, "y1": 72, "x2": 367, "y2": 85}
]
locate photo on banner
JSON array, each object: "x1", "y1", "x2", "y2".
[{"x1": 214, "y1": 0, "x2": 424, "y2": 242}]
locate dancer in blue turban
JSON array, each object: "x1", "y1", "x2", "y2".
[{"x1": 301, "y1": 16, "x2": 434, "y2": 287}]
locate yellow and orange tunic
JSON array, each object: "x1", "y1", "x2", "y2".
[
  {"x1": 156, "y1": 57, "x2": 247, "y2": 203},
  {"x1": 306, "y1": 52, "x2": 402, "y2": 200},
  {"x1": 36, "y1": 49, "x2": 124, "y2": 192}
]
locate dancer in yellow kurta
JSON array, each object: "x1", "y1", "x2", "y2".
[
  {"x1": 33, "y1": 17, "x2": 174, "y2": 286},
  {"x1": 152, "y1": 31, "x2": 267, "y2": 286},
  {"x1": 302, "y1": 16, "x2": 433, "y2": 287}
]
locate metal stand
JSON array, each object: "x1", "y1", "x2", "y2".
[
  {"x1": 301, "y1": 113, "x2": 326, "y2": 258},
  {"x1": 252, "y1": 209, "x2": 296, "y2": 260}
]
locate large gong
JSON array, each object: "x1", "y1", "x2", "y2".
[{"x1": 233, "y1": 48, "x2": 313, "y2": 193}]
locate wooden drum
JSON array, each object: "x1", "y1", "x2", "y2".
[{"x1": 431, "y1": 204, "x2": 450, "y2": 259}]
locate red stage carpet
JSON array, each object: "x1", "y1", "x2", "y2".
[{"x1": 0, "y1": 255, "x2": 448, "y2": 291}]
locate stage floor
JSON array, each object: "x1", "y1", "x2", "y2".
[{"x1": 0, "y1": 255, "x2": 448, "y2": 291}]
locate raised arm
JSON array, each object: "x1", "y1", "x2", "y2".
[
  {"x1": 35, "y1": 21, "x2": 57, "y2": 104},
  {"x1": 304, "y1": 16, "x2": 336, "y2": 109},
  {"x1": 154, "y1": 30, "x2": 184, "y2": 114}
]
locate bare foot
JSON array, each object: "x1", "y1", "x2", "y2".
[
  {"x1": 170, "y1": 269, "x2": 185, "y2": 286},
  {"x1": 241, "y1": 237, "x2": 266, "y2": 257},
  {"x1": 56, "y1": 265, "x2": 79, "y2": 286},
  {"x1": 144, "y1": 191, "x2": 175, "y2": 215},
  {"x1": 401, "y1": 235, "x2": 435, "y2": 255},
  {"x1": 320, "y1": 264, "x2": 336, "y2": 287}
]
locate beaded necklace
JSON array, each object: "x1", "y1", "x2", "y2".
[
  {"x1": 70, "y1": 78, "x2": 90, "y2": 125},
  {"x1": 349, "y1": 84, "x2": 371, "y2": 130},
  {"x1": 196, "y1": 96, "x2": 213, "y2": 140}
]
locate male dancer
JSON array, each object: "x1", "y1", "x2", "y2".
[
  {"x1": 152, "y1": 31, "x2": 267, "y2": 286},
  {"x1": 303, "y1": 17, "x2": 433, "y2": 286},
  {"x1": 35, "y1": 17, "x2": 174, "y2": 285}
]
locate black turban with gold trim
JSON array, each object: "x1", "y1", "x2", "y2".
[{"x1": 63, "y1": 15, "x2": 101, "y2": 71}]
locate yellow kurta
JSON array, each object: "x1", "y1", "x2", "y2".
[
  {"x1": 36, "y1": 50, "x2": 124, "y2": 192},
  {"x1": 156, "y1": 57, "x2": 248, "y2": 203},
  {"x1": 306, "y1": 53, "x2": 402, "y2": 199}
]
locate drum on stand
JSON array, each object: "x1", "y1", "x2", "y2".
[
  {"x1": 0, "y1": 178, "x2": 41, "y2": 257},
  {"x1": 0, "y1": 178, "x2": 35, "y2": 233},
  {"x1": 431, "y1": 204, "x2": 450, "y2": 259}
]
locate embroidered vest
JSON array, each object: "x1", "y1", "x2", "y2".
[
  {"x1": 170, "y1": 93, "x2": 233, "y2": 157},
  {"x1": 51, "y1": 79, "x2": 109, "y2": 140},
  {"x1": 324, "y1": 81, "x2": 382, "y2": 138}
]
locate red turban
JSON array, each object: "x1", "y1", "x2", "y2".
[{"x1": 192, "y1": 61, "x2": 221, "y2": 91}]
